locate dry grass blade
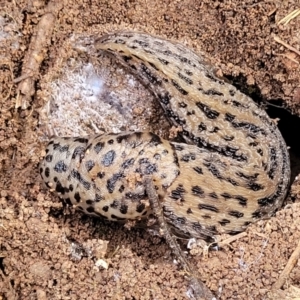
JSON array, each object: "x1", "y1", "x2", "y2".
[
  {"x1": 273, "y1": 35, "x2": 300, "y2": 57},
  {"x1": 278, "y1": 8, "x2": 300, "y2": 25}
]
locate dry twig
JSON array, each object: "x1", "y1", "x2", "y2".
[
  {"x1": 217, "y1": 232, "x2": 247, "y2": 248},
  {"x1": 15, "y1": 1, "x2": 63, "y2": 109},
  {"x1": 144, "y1": 175, "x2": 215, "y2": 300},
  {"x1": 273, "y1": 35, "x2": 300, "y2": 57},
  {"x1": 272, "y1": 239, "x2": 300, "y2": 291}
]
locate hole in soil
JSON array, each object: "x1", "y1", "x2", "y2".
[
  {"x1": 227, "y1": 74, "x2": 300, "y2": 183},
  {"x1": 48, "y1": 206, "x2": 64, "y2": 219},
  {"x1": 266, "y1": 101, "x2": 300, "y2": 182},
  {"x1": 0, "y1": 257, "x2": 7, "y2": 276}
]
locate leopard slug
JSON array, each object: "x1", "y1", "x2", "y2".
[{"x1": 40, "y1": 31, "x2": 290, "y2": 240}]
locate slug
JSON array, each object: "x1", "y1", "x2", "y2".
[{"x1": 40, "y1": 31, "x2": 290, "y2": 240}]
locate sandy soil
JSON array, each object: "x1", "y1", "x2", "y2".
[{"x1": 1, "y1": 0, "x2": 300, "y2": 299}]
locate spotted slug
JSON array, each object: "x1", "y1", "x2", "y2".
[{"x1": 40, "y1": 31, "x2": 290, "y2": 240}]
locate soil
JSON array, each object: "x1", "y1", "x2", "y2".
[{"x1": 1, "y1": 0, "x2": 300, "y2": 299}]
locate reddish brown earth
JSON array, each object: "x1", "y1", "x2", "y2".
[{"x1": 1, "y1": 1, "x2": 300, "y2": 299}]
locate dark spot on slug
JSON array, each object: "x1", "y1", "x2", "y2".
[
  {"x1": 158, "y1": 92, "x2": 171, "y2": 105},
  {"x1": 179, "y1": 102, "x2": 187, "y2": 108},
  {"x1": 176, "y1": 217, "x2": 186, "y2": 224},
  {"x1": 72, "y1": 146, "x2": 85, "y2": 160},
  {"x1": 74, "y1": 138, "x2": 88, "y2": 143},
  {"x1": 97, "y1": 172, "x2": 105, "y2": 179},
  {"x1": 170, "y1": 184, "x2": 186, "y2": 200},
  {"x1": 120, "y1": 204, "x2": 128, "y2": 214},
  {"x1": 198, "y1": 122, "x2": 207, "y2": 131},
  {"x1": 229, "y1": 90, "x2": 235, "y2": 96},
  {"x1": 209, "y1": 192, "x2": 218, "y2": 199},
  {"x1": 235, "y1": 195, "x2": 248, "y2": 206},
  {"x1": 122, "y1": 55, "x2": 132, "y2": 62},
  {"x1": 203, "y1": 89, "x2": 224, "y2": 96},
  {"x1": 184, "y1": 69, "x2": 193, "y2": 76},
  {"x1": 70, "y1": 170, "x2": 91, "y2": 190},
  {"x1": 53, "y1": 143, "x2": 69, "y2": 152},
  {"x1": 110, "y1": 200, "x2": 119, "y2": 208},
  {"x1": 116, "y1": 134, "x2": 130, "y2": 144},
  {"x1": 178, "y1": 72, "x2": 193, "y2": 85},
  {"x1": 219, "y1": 219, "x2": 230, "y2": 226},
  {"x1": 45, "y1": 155, "x2": 53, "y2": 162},
  {"x1": 198, "y1": 204, "x2": 219, "y2": 213},
  {"x1": 202, "y1": 215, "x2": 211, "y2": 219},
  {"x1": 115, "y1": 38, "x2": 126, "y2": 44},
  {"x1": 173, "y1": 144, "x2": 184, "y2": 151},
  {"x1": 87, "y1": 206, "x2": 95, "y2": 213},
  {"x1": 106, "y1": 172, "x2": 123, "y2": 193},
  {"x1": 171, "y1": 79, "x2": 188, "y2": 95},
  {"x1": 223, "y1": 135, "x2": 234, "y2": 141},
  {"x1": 196, "y1": 102, "x2": 220, "y2": 119},
  {"x1": 74, "y1": 192, "x2": 81, "y2": 203},
  {"x1": 193, "y1": 166, "x2": 203, "y2": 174},
  {"x1": 149, "y1": 133, "x2": 162, "y2": 145},
  {"x1": 187, "y1": 208, "x2": 193, "y2": 214},
  {"x1": 221, "y1": 192, "x2": 232, "y2": 199},
  {"x1": 45, "y1": 167, "x2": 50, "y2": 177},
  {"x1": 191, "y1": 185, "x2": 205, "y2": 197},
  {"x1": 153, "y1": 153, "x2": 161, "y2": 160},
  {"x1": 85, "y1": 160, "x2": 95, "y2": 172},
  {"x1": 111, "y1": 214, "x2": 126, "y2": 221},
  {"x1": 102, "y1": 150, "x2": 116, "y2": 167},
  {"x1": 136, "y1": 203, "x2": 146, "y2": 213},
  {"x1": 55, "y1": 181, "x2": 64, "y2": 194},
  {"x1": 149, "y1": 61, "x2": 159, "y2": 70},
  {"x1": 65, "y1": 198, "x2": 72, "y2": 205},
  {"x1": 158, "y1": 57, "x2": 169, "y2": 65},
  {"x1": 94, "y1": 142, "x2": 105, "y2": 154},
  {"x1": 248, "y1": 182, "x2": 264, "y2": 191},
  {"x1": 228, "y1": 210, "x2": 244, "y2": 218},
  {"x1": 141, "y1": 63, "x2": 162, "y2": 85},
  {"x1": 121, "y1": 158, "x2": 135, "y2": 169}
]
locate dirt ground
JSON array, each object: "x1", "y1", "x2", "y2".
[{"x1": 1, "y1": 0, "x2": 300, "y2": 299}]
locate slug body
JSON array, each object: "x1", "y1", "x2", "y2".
[{"x1": 40, "y1": 32, "x2": 290, "y2": 239}]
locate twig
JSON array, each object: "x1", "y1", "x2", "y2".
[
  {"x1": 273, "y1": 35, "x2": 300, "y2": 57},
  {"x1": 144, "y1": 175, "x2": 215, "y2": 300},
  {"x1": 275, "y1": 53, "x2": 299, "y2": 65},
  {"x1": 13, "y1": 72, "x2": 35, "y2": 83},
  {"x1": 15, "y1": 1, "x2": 63, "y2": 109},
  {"x1": 272, "y1": 239, "x2": 300, "y2": 291},
  {"x1": 217, "y1": 232, "x2": 247, "y2": 248}
]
